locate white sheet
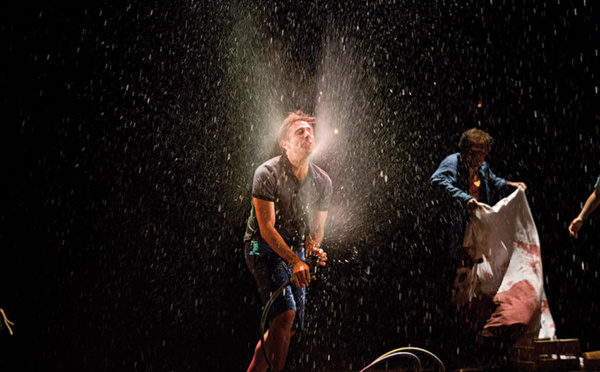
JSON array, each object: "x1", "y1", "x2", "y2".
[{"x1": 452, "y1": 188, "x2": 555, "y2": 339}]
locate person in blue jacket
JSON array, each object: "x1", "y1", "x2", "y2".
[
  {"x1": 429, "y1": 128, "x2": 526, "y2": 368},
  {"x1": 431, "y1": 128, "x2": 526, "y2": 262},
  {"x1": 431, "y1": 128, "x2": 526, "y2": 215}
]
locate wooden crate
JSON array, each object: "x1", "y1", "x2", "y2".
[
  {"x1": 509, "y1": 338, "x2": 580, "y2": 371},
  {"x1": 583, "y1": 350, "x2": 600, "y2": 371}
]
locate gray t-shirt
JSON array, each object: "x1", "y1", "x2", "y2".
[{"x1": 244, "y1": 154, "x2": 333, "y2": 250}]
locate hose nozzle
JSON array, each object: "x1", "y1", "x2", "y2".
[{"x1": 309, "y1": 255, "x2": 321, "y2": 276}]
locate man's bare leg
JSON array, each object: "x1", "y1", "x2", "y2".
[{"x1": 247, "y1": 310, "x2": 296, "y2": 372}]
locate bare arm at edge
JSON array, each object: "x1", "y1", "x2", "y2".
[{"x1": 569, "y1": 188, "x2": 600, "y2": 238}]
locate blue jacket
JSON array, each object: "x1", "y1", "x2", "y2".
[{"x1": 431, "y1": 153, "x2": 508, "y2": 207}]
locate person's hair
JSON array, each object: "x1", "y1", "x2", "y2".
[
  {"x1": 458, "y1": 128, "x2": 494, "y2": 153},
  {"x1": 277, "y1": 110, "x2": 315, "y2": 154}
]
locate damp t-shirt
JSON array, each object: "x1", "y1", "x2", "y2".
[{"x1": 244, "y1": 153, "x2": 332, "y2": 250}]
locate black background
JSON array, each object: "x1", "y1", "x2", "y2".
[{"x1": 2, "y1": 0, "x2": 599, "y2": 371}]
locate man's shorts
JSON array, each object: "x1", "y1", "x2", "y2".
[{"x1": 245, "y1": 240, "x2": 305, "y2": 331}]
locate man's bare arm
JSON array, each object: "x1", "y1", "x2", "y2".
[
  {"x1": 253, "y1": 197, "x2": 311, "y2": 287},
  {"x1": 306, "y1": 211, "x2": 328, "y2": 266},
  {"x1": 569, "y1": 188, "x2": 600, "y2": 238}
]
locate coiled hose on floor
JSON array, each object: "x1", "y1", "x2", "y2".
[{"x1": 359, "y1": 346, "x2": 446, "y2": 372}]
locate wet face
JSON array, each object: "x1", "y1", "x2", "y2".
[
  {"x1": 463, "y1": 137, "x2": 489, "y2": 168},
  {"x1": 282, "y1": 120, "x2": 314, "y2": 158}
]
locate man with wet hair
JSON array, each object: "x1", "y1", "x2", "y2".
[
  {"x1": 569, "y1": 175, "x2": 600, "y2": 238},
  {"x1": 243, "y1": 110, "x2": 332, "y2": 372}
]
